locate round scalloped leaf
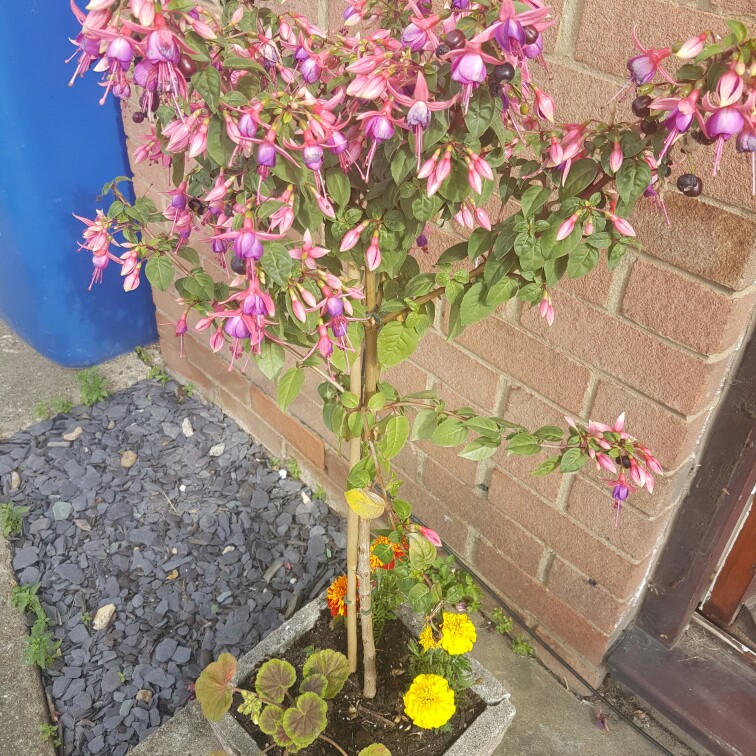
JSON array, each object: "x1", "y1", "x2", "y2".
[
  {"x1": 282, "y1": 692, "x2": 328, "y2": 749},
  {"x1": 258, "y1": 704, "x2": 286, "y2": 735},
  {"x1": 255, "y1": 658, "x2": 297, "y2": 704},
  {"x1": 194, "y1": 653, "x2": 237, "y2": 722},
  {"x1": 302, "y1": 649, "x2": 350, "y2": 699},
  {"x1": 359, "y1": 746, "x2": 392, "y2": 756},
  {"x1": 272, "y1": 721, "x2": 298, "y2": 751},
  {"x1": 300, "y1": 673, "x2": 329, "y2": 697},
  {"x1": 345, "y1": 488, "x2": 386, "y2": 519}
]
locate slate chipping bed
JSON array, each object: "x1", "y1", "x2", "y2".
[{"x1": 0, "y1": 380, "x2": 346, "y2": 756}]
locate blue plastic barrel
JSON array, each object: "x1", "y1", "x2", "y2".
[{"x1": 0, "y1": 1, "x2": 157, "y2": 367}]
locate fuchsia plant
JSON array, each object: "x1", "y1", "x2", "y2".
[{"x1": 69, "y1": 0, "x2": 753, "y2": 735}]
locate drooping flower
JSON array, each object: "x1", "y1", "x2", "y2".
[
  {"x1": 403, "y1": 674, "x2": 456, "y2": 730},
  {"x1": 440, "y1": 612, "x2": 477, "y2": 655}
]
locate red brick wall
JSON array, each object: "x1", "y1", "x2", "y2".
[{"x1": 125, "y1": 0, "x2": 756, "y2": 686}]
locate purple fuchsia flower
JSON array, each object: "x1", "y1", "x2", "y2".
[
  {"x1": 650, "y1": 90, "x2": 701, "y2": 160},
  {"x1": 390, "y1": 72, "x2": 457, "y2": 169},
  {"x1": 66, "y1": 34, "x2": 102, "y2": 85},
  {"x1": 626, "y1": 30, "x2": 673, "y2": 85},
  {"x1": 705, "y1": 106, "x2": 746, "y2": 175}
]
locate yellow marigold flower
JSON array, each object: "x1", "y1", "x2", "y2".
[
  {"x1": 370, "y1": 535, "x2": 397, "y2": 570},
  {"x1": 418, "y1": 624, "x2": 440, "y2": 651},
  {"x1": 326, "y1": 575, "x2": 353, "y2": 617},
  {"x1": 403, "y1": 674, "x2": 456, "y2": 730},
  {"x1": 440, "y1": 612, "x2": 477, "y2": 655}
]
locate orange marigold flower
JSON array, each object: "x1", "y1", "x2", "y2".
[
  {"x1": 370, "y1": 536, "x2": 396, "y2": 570},
  {"x1": 326, "y1": 575, "x2": 353, "y2": 617}
]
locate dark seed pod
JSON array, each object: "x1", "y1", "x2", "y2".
[
  {"x1": 435, "y1": 44, "x2": 450, "y2": 58},
  {"x1": 177, "y1": 56, "x2": 197, "y2": 80},
  {"x1": 631, "y1": 95, "x2": 653, "y2": 118},
  {"x1": 620, "y1": 455, "x2": 632, "y2": 470},
  {"x1": 230, "y1": 256, "x2": 247, "y2": 275},
  {"x1": 523, "y1": 26, "x2": 539, "y2": 45},
  {"x1": 492, "y1": 63, "x2": 515, "y2": 83},
  {"x1": 639, "y1": 118, "x2": 658, "y2": 135},
  {"x1": 132, "y1": 111, "x2": 146, "y2": 124},
  {"x1": 444, "y1": 30, "x2": 466, "y2": 50},
  {"x1": 677, "y1": 173, "x2": 703, "y2": 197}
]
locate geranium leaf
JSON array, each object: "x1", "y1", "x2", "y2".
[
  {"x1": 258, "y1": 704, "x2": 285, "y2": 735},
  {"x1": 300, "y1": 673, "x2": 329, "y2": 697},
  {"x1": 255, "y1": 658, "x2": 297, "y2": 704},
  {"x1": 282, "y1": 692, "x2": 328, "y2": 748},
  {"x1": 302, "y1": 649, "x2": 350, "y2": 699},
  {"x1": 359, "y1": 746, "x2": 392, "y2": 756},
  {"x1": 195, "y1": 653, "x2": 237, "y2": 722}
]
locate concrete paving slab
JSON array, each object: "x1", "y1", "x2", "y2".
[{"x1": 130, "y1": 701, "x2": 223, "y2": 756}]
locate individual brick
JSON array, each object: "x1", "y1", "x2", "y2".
[
  {"x1": 422, "y1": 458, "x2": 483, "y2": 524},
  {"x1": 532, "y1": 626, "x2": 608, "y2": 692},
  {"x1": 521, "y1": 289, "x2": 734, "y2": 416},
  {"x1": 621, "y1": 259, "x2": 756, "y2": 354},
  {"x1": 546, "y1": 556, "x2": 633, "y2": 635},
  {"x1": 469, "y1": 513, "x2": 545, "y2": 578},
  {"x1": 458, "y1": 317, "x2": 592, "y2": 414},
  {"x1": 412, "y1": 329, "x2": 502, "y2": 411},
  {"x1": 383, "y1": 360, "x2": 428, "y2": 396},
  {"x1": 217, "y1": 388, "x2": 285, "y2": 461},
  {"x1": 487, "y1": 469, "x2": 652, "y2": 600}
]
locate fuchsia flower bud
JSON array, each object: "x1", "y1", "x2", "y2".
[
  {"x1": 675, "y1": 33, "x2": 707, "y2": 60},
  {"x1": 340, "y1": 222, "x2": 366, "y2": 252},
  {"x1": 556, "y1": 214, "x2": 578, "y2": 241},
  {"x1": 609, "y1": 142, "x2": 623, "y2": 173},
  {"x1": 417, "y1": 526, "x2": 442, "y2": 547},
  {"x1": 366, "y1": 233, "x2": 381, "y2": 271},
  {"x1": 533, "y1": 87, "x2": 555, "y2": 122}
]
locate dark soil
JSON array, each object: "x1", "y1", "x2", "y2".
[{"x1": 232, "y1": 610, "x2": 486, "y2": 755}]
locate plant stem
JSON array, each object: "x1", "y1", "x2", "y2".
[
  {"x1": 358, "y1": 269, "x2": 380, "y2": 699},
  {"x1": 346, "y1": 346, "x2": 362, "y2": 674},
  {"x1": 319, "y1": 734, "x2": 350, "y2": 756}
]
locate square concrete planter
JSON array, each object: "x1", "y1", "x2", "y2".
[{"x1": 210, "y1": 596, "x2": 515, "y2": 755}]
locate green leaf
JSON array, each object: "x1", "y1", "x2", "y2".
[
  {"x1": 382, "y1": 415, "x2": 410, "y2": 460},
  {"x1": 278, "y1": 368, "x2": 305, "y2": 411},
  {"x1": 408, "y1": 532, "x2": 436, "y2": 571},
  {"x1": 195, "y1": 653, "x2": 237, "y2": 722},
  {"x1": 326, "y1": 172, "x2": 350, "y2": 208},
  {"x1": 261, "y1": 243, "x2": 293, "y2": 287},
  {"x1": 347, "y1": 457, "x2": 375, "y2": 489},
  {"x1": 520, "y1": 185, "x2": 551, "y2": 218},
  {"x1": 255, "y1": 659, "x2": 297, "y2": 704},
  {"x1": 206, "y1": 117, "x2": 233, "y2": 166},
  {"x1": 177, "y1": 246, "x2": 200, "y2": 267},
  {"x1": 727, "y1": 19, "x2": 747, "y2": 43},
  {"x1": 468, "y1": 228, "x2": 494, "y2": 260},
  {"x1": 393, "y1": 498, "x2": 412, "y2": 520},
  {"x1": 256, "y1": 341, "x2": 285, "y2": 381},
  {"x1": 459, "y1": 437, "x2": 500, "y2": 461},
  {"x1": 412, "y1": 409, "x2": 439, "y2": 440},
  {"x1": 486, "y1": 276, "x2": 518, "y2": 307},
  {"x1": 145, "y1": 257, "x2": 174, "y2": 292},
  {"x1": 371, "y1": 542, "x2": 395, "y2": 567},
  {"x1": 465, "y1": 89, "x2": 495, "y2": 139},
  {"x1": 258, "y1": 705, "x2": 285, "y2": 735},
  {"x1": 377, "y1": 322, "x2": 419, "y2": 367},
  {"x1": 460, "y1": 282, "x2": 497, "y2": 326},
  {"x1": 560, "y1": 159, "x2": 597, "y2": 198},
  {"x1": 437, "y1": 242, "x2": 468, "y2": 266},
  {"x1": 534, "y1": 426, "x2": 565, "y2": 442},
  {"x1": 507, "y1": 433, "x2": 541, "y2": 456},
  {"x1": 560, "y1": 447, "x2": 588, "y2": 473},
  {"x1": 302, "y1": 649, "x2": 350, "y2": 699},
  {"x1": 407, "y1": 582, "x2": 431, "y2": 613},
  {"x1": 299, "y1": 674, "x2": 329, "y2": 698},
  {"x1": 390, "y1": 148, "x2": 415, "y2": 185},
  {"x1": 431, "y1": 418, "x2": 468, "y2": 447},
  {"x1": 191, "y1": 67, "x2": 221, "y2": 112},
  {"x1": 616, "y1": 160, "x2": 652, "y2": 206},
  {"x1": 531, "y1": 455, "x2": 561, "y2": 477},
  {"x1": 464, "y1": 417, "x2": 501, "y2": 438},
  {"x1": 282, "y1": 692, "x2": 328, "y2": 749},
  {"x1": 567, "y1": 244, "x2": 599, "y2": 278},
  {"x1": 222, "y1": 55, "x2": 266, "y2": 74}
]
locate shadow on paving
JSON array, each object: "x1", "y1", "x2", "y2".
[{"x1": 0, "y1": 379, "x2": 345, "y2": 756}]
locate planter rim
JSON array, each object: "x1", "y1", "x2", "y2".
[{"x1": 212, "y1": 596, "x2": 515, "y2": 756}]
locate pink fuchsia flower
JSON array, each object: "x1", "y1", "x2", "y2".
[
  {"x1": 626, "y1": 30, "x2": 672, "y2": 85},
  {"x1": 366, "y1": 232, "x2": 381, "y2": 271},
  {"x1": 556, "y1": 214, "x2": 578, "y2": 241},
  {"x1": 532, "y1": 86, "x2": 555, "y2": 122},
  {"x1": 290, "y1": 230, "x2": 329, "y2": 270},
  {"x1": 340, "y1": 221, "x2": 368, "y2": 252},
  {"x1": 609, "y1": 142, "x2": 623, "y2": 174}
]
